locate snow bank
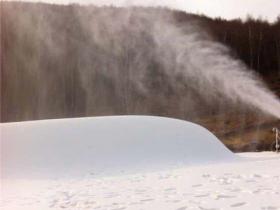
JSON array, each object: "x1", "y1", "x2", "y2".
[{"x1": 1, "y1": 116, "x2": 236, "y2": 178}]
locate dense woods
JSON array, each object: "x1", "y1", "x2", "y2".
[
  {"x1": 206, "y1": 16, "x2": 280, "y2": 76},
  {"x1": 1, "y1": 2, "x2": 280, "y2": 150}
]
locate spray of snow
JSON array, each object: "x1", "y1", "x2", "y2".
[
  {"x1": 74, "y1": 8, "x2": 280, "y2": 118},
  {"x1": 2, "y1": 3, "x2": 280, "y2": 119},
  {"x1": 150, "y1": 16, "x2": 280, "y2": 118}
]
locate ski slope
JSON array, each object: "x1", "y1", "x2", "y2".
[{"x1": 1, "y1": 116, "x2": 280, "y2": 210}]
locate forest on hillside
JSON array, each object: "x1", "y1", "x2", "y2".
[
  {"x1": 176, "y1": 12, "x2": 280, "y2": 76},
  {"x1": 1, "y1": 2, "x2": 280, "y2": 150}
]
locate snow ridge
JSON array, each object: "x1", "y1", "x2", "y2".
[{"x1": 1, "y1": 116, "x2": 236, "y2": 178}]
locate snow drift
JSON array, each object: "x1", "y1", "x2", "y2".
[{"x1": 1, "y1": 116, "x2": 236, "y2": 178}]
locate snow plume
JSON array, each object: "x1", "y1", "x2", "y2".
[
  {"x1": 151, "y1": 17, "x2": 280, "y2": 119},
  {"x1": 2, "y1": 3, "x2": 280, "y2": 120},
  {"x1": 75, "y1": 7, "x2": 280, "y2": 118}
]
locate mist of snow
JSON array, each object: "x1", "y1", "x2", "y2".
[{"x1": 74, "y1": 8, "x2": 280, "y2": 119}]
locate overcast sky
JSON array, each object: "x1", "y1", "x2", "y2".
[{"x1": 6, "y1": 0, "x2": 280, "y2": 22}]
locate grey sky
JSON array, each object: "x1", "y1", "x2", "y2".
[{"x1": 6, "y1": 0, "x2": 280, "y2": 22}]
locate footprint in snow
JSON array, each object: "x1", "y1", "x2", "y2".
[
  {"x1": 199, "y1": 206, "x2": 220, "y2": 210},
  {"x1": 192, "y1": 184, "x2": 203, "y2": 188},
  {"x1": 227, "y1": 188, "x2": 241, "y2": 193},
  {"x1": 164, "y1": 188, "x2": 177, "y2": 195},
  {"x1": 111, "y1": 207, "x2": 126, "y2": 210},
  {"x1": 202, "y1": 174, "x2": 211, "y2": 178},
  {"x1": 176, "y1": 206, "x2": 187, "y2": 210},
  {"x1": 172, "y1": 200, "x2": 181, "y2": 203},
  {"x1": 128, "y1": 202, "x2": 141, "y2": 205},
  {"x1": 230, "y1": 202, "x2": 247, "y2": 207},
  {"x1": 140, "y1": 198, "x2": 155, "y2": 202},
  {"x1": 245, "y1": 179, "x2": 256, "y2": 183},
  {"x1": 252, "y1": 174, "x2": 262, "y2": 178},
  {"x1": 194, "y1": 193, "x2": 210, "y2": 198},
  {"x1": 261, "y1": 206, "x2": 279, "y2": 210},
  {"x1": 164, "y1": 188, "x2": 176, "y2": 191},
  {"x1": 212, "y1": 194, "x2": 235, "y2": 200},
  {"x1": 134, "y1": 190, "x2": 147, "y2": 195}
]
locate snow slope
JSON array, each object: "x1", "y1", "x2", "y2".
[
  {"x1": 1, "y1": 116, "x2": 279, "y2": 210},
  {"x1": 1, "y1": 116, "x2": 236, "y2": 178},
  {"x1": 1, "y1": 153, "x2": 280, "y2": 210}
]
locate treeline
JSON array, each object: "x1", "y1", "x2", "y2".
[
  {"x1": 209, "y1": 16, "x2": 280, "y2": 76},
  {"x1": 1, "y1": 1, "x2": 279, "y2": 124},
  {"x1": 175, "y1": 12, "x2": 280, "y2": 76}
]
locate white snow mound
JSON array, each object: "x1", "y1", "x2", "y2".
[{"x1": 1, "y1": 116, "x2": 236, "y2": 178}]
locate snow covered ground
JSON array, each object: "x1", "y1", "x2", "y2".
[{"x1": 1, "y1": 116, "x2": 280, "y2": 210}]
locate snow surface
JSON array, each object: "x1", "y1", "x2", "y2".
[
  {"x1": 1, "y1": 116, "x2": 280, "y2": 210},
  {"x1": 1, "y1": 116, "x2": 236, "y2": 178}
]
